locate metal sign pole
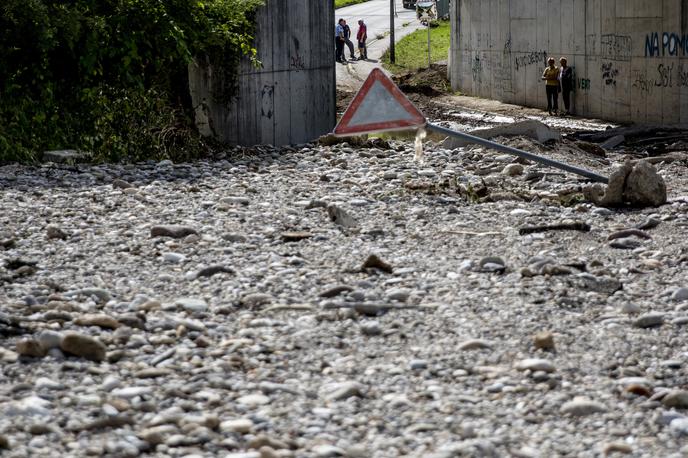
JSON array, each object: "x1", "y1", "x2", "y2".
[
  {"x1": 427, "y1": 22, "x2": 431, "y2": 68},
  {"x1": 425, "y1": 123, "x2": 609, "y2": 184},
  {"x1": 390, "y1": 0, "x2": 396, "y2": 63}
]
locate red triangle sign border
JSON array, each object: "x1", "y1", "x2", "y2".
[{"x1": 333, "y1": 68, "x2": 426, "y2": 136}]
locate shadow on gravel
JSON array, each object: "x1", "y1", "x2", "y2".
[{"x1": 0, "y1": 148, "x2": 286, "y2": 191}]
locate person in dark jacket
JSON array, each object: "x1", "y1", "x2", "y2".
[
  {"x1": 559, "y1": 57, "x2": 573, "y2": 115},
  {"x1": 342, "y1": 20, "x2": 356, "y2": 61}
]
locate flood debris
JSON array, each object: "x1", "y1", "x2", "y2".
[
  {"x1": 442, "y1": 120, "x2": 561, "y2": 149},
  {"x1": 572, "y1": 125, "x2": 688, "y2": 156}
]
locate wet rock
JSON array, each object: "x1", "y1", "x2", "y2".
[
  {"x1": 361, "y1": 254, "x2": 393, "y2": 273},
  {"x1": 150, "y1": 225, "x2": 198, "y2": 239},
  {"x1": 46, "y1": 225, "x2": 69, "y2": 240},
  {"x1": 533, "y1": 331, "x2": 555, "y2": 350},
  {"x1": 75, "y1": 314, "x2": 120, "y2": 329},
  {"x1": 662, "y1": 390, "x2": 688, "y2": 409},
  {"x1": 16, "y1": 338, "x2": 47, "y2": 358},
  {"x1": 60, "y1": 332, "x2": 107, "y2": 361},
  {"x1": 633, "y1": 312, "x2": 664, "y2": 328}
]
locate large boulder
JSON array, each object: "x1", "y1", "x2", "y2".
[
  {"x1": 584, "y1": 160, "x2": 666, "y2": 208},
  {"x1": 624, "y1": 160, "x2": 667, "y2": 207}
]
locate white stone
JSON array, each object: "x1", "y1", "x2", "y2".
[
  {"x1": 514, "y1": 358, "x2": 556, "y2": 373},
  {"x1": 174, "y1": 297, "x2": 208, "y2": 313},
  {"x1": 236, "y1": 393, "x2": 270, "y2": 407},
  {"x1": 220, "y1": 418, "x2": 254, "y2": 434}
]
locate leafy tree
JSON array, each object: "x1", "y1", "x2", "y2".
[{"x1": 0, "y1": 0, "x2": 263, "y2": 162}]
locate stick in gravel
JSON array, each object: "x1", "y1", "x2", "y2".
[
  {"x1": 518, "y1": 222, "x2": 591, "y2": 235},
  {"x1": 441, "y1": 230, "x2": 504, "y2": 236}
]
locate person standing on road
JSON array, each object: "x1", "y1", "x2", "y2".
[
  {"x1": 342, "y1": 20, "x2": 356, "y2": 61},
  {"x1": 356, "y1": 19, "x2": 368, "y2": 60},
  {"x1": 559, "y1": 57, "x2": 573, "y2": 116},
  {"x1": 541, "y1": 57, "x2": 560, "y2": 115},
  {"x1": 335, "y1": 19, "x2": 346, "y2": 63}
]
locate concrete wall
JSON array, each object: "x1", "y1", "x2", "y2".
[
  {"x1": 449, "y1": 0, "x2": 688, "y2": 124},
  {"x1": 189, "y1": 0, "x2": 336, "y2": 146}
]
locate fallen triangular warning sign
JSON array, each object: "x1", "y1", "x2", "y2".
[{"x1": 334, "y1": 68, "x2": 426, "y2": 136}]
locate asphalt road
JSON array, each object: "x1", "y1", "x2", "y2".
[{"x1": 335, "y1": 0, "x2": 425, "y2": 91}]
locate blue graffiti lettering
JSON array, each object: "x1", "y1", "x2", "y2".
[{"x1": 646, "y1": 32, "x2": 688, "y2": 57}]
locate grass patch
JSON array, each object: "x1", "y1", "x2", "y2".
[
  {"x1": 382, "y1": 20, "x2": 450, "y2": 72},
  {"x1": 335, "y1": 0, "x2": 370, "y2": 8}
]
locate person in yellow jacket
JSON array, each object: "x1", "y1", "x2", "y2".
[{"x1": 541, "y1": 57, "x2": 560, "y2": 115}]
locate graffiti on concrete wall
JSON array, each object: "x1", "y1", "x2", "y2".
[
  {"x1": 290, "y1": 54, "x2": 305, "y2": 70},
  {"x1": 645, "y1": 32, "x2": 688, "y2": 57},
  {"x1": 494, "y1": 36, "x2": 514, "y2": 94},
  {"x1": 600, "y1": 34, "x2": 632, "y2": 61},
  {"x1": 632, "y1": 64, "x2": 688, "y2": 94},
  {"x1": 260, "y1": 85, "x2": 274, "y2": 119},
  {"x1": 577, "y1": 78, "x2": 591, "y2": 91},
  {"x1": 601, "y1": 62, "x2": 619, "y2": 86},
  {"x1": 471, "y1": 53, "x2": 483, "y2": 83},
  {"x1": 514, "y1": 51, "x2": 548, "y2": 72}
]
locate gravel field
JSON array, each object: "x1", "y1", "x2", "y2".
[{"x1": 2, "y1": 116, "x2": 688, "y2": 458}]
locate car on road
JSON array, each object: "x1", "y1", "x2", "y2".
[{"x1": 403, "y1": 0, "x2": 416, "y2": 9}]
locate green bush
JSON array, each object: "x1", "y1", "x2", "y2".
[{"x1": 0, "y1": 0, "x2": 263, "y2": 163}]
